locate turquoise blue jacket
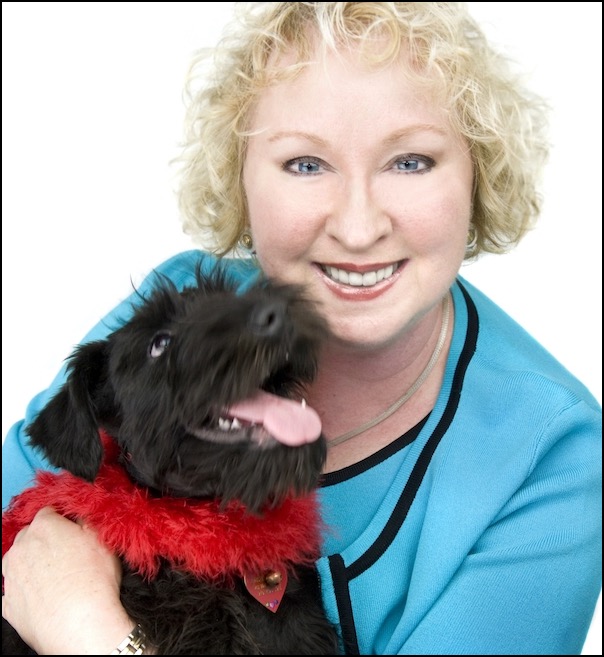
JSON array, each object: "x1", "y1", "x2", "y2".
[{"x1": 3, "y1": 250, "x2": 602, "y2": 654}]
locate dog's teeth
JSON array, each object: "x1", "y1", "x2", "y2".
[
  {"x1": 301, "y1": 398, "x2": 307, "y2": 409},
  {"x1": 218, "y1": 416, "x2": 244, "y2": 431}
]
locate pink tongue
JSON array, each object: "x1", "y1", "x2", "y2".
[{"x1": 226, "y1": 391, "x2": 322, "y2": 446}]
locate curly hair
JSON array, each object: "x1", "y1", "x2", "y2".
[{"x1": 176, "y1": 2, "x2": 549, "y2": 259}]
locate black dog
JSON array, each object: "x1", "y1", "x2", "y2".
[{"x1": 2, "y1": 264, "x2": 339, "y2": 655}]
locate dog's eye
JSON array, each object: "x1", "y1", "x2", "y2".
[{"x1": 149, "y1": 332, "x2": 172, "y2": 358}]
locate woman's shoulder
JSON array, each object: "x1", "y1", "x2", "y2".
[
  {"x1": 456, "y1": 276, "x2": 601, "y2": 415},
  {"x1": 149, "y1": 249, "x2": 261, "y2": 290}
]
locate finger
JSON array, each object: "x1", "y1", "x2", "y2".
[{"x1": 32, "y1": 506, "x2": 58, "y2": 520}]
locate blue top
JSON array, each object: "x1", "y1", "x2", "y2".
[{"x1": 3, "y1": 250, "x2": 602, "y2": 655}]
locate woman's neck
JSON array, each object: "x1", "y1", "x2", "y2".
[{"x1": 307, "y1": 296, "x2": 453, "y2": 472}]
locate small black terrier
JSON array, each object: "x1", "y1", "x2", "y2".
[{"x1": 2, "y1": 264, "x2": 339, "y2": 655}]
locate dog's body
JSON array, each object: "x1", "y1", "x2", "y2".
[{"x1": 2, "y1": 266, "x2": 339, "y2": 655}]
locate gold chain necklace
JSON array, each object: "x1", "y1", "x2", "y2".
[{"x1": 328, "y1": 294, "x2": 451, "y2": 448}]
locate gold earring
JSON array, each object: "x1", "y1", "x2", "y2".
[{"x1": 239, "y1": 231, "x2": 253, "y2": 251}]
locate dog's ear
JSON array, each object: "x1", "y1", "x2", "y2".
[{"x1": 26, "y1": 339, "x2": 112, "y2": 481}]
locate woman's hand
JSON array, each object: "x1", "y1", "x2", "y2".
[{"x1": 2, "y1": 506, "x2": 134, "y2": 655}]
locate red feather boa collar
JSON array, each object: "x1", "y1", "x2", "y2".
[{"x1": 2, "y1": 435, "x2": 323, "y2": 582}]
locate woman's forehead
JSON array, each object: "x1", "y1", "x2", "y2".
[{"x1": 253, "y1": 43, "x2": 447, "y2": 131}]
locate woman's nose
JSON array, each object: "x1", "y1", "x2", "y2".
[{"x1": 325, "y1": 180, "x2": 392, "y2": 250}]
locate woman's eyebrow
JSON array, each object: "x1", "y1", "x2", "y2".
[
  {"x1": 267, "y1": 124, "x2": 447, "y2": 147},
  {"x1": 381, "y1": 124, "x2": 448, "y2": 146},
  {"x1": 268, "y1": 130, "x2": 329, "y2": 146}
]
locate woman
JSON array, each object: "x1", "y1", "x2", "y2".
[{"x1": 3, "y1": 3, "x2": 601, "y2": 654}]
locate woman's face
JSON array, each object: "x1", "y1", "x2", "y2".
[{"x1": 243, "y1": 46, "x2": 473, "y2": 349}]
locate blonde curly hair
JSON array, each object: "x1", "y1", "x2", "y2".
[{"x1": 177, "y1": 2, "x2": 549, "y2": 258}]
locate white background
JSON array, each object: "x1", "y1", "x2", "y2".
[{"x1": 2, "y1": 3, "x2": 601, "y2": 652}]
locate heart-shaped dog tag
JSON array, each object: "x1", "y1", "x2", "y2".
[{"x1": 243, "y1": 568, "x2": 288, "y2": 613}]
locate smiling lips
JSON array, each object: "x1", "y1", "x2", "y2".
[
  {"x1": 318, "y1": 261, "x2": 404, "y2": 299},
  {"x1": 322, "y1": 262, "x2": 400, "y2": 287}
]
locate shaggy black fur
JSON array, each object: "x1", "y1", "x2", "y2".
[{"x1": 2, "y1": 264, "x2": 339, "y2": 655}]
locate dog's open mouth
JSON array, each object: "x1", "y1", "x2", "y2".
[{"x1": 188, "y1": 390, "x2": 322, "y2": 448}]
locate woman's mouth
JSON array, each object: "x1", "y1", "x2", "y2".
[{"x1": 320, "y1": 262, "x2": 403, "y2": 288}]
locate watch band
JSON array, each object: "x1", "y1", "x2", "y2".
[{"x1": 110, "y1": 624, "x2": 147, "y2": 655}]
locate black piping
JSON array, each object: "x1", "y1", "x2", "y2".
[
  {"x1": 331, "y1": 281, "x2": 479, "y2": 653},
  {"x1": 348, "y1": 281, "x2": 478, "y2": 578}
]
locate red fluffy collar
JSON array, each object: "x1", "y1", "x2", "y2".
[{"x1": 2, "y1": 435, "x2": 323, "y2": 582}]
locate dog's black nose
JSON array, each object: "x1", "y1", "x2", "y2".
[{"x1": 249, "y1": 300, "x2": 286, "y2": 337}]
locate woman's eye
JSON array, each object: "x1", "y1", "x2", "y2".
[
  {"x1": 283, "y1": 157, "x2": 325, "y2": 175},
  {"x1": 393, "y1": 155, "x2": 434, "y2": 173},
  {"x1": 149, "y1": 332, "x2": 172, "y2": 358}
]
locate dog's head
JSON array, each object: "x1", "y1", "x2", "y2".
[{"x1": 26, "y1": 265, "x2": 330, "y2": 513}]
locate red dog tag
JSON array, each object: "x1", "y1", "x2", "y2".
[{"x1": 243, "y1": 569, "x2": 288, "y2": 613}]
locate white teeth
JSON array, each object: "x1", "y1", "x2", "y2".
[
  {"x1": 218, "y1": 416, "x2": 243, "y2": 431},
  {"x1": 301, "y1": 398, "x2": 307, "y2": 408},
  {"x1": 329, "y1": 267, "x2": 349, "y2": 284},
  {"x1": 325, "y1": 264, "x2": 396, "y2": 287},
  {"x1": 362, "y1": 271, "x2": 377, "y2": 286},
  {"x1": 348, "y1": 272, "x2": 363, "y2": 286}
]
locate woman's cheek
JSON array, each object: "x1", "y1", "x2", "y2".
[{"x1": 252, "y1": 183, "x2": 331, "y2": 244}]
